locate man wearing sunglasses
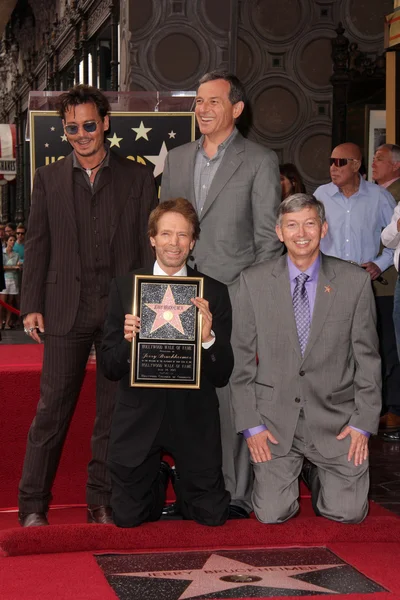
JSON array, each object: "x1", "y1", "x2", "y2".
[
  {"x1": 314, "y1": 142, "x2": 396, "y2": 443},
  {"x1": 13, "y1": 224, "x2": 26, "y2": 263},
  {"x1": 314, "y1": 143, "x2": 395, "y2": 278},
  {"x1": 18, "y1": 84, "x2": 157, "y2": 527}
]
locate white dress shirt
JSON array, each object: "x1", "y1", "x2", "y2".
[{"x1": 381, "y1": 205, "x2": 400, "y2": 272}]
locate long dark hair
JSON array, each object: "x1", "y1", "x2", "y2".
[{"x1": 279, "y1": 163, "x2": 306, "y2": 199}]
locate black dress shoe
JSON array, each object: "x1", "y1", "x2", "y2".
[
  {"x1": 382, "y1": 429, "x2": 400, "y2": 441},
  {"x1": 18, "y1": 512, "x2": 49, "y2": 527},
  {"x1": 227, "y1": 505, "x2": 250, "y2": 519},
  {"x1": 301, "y1": 460, "x2": 321, "y2": 516},
  {"x1": 87, "y1": 505, "x2": 113, "y2": 524},
  {"x1": 161, "y1": 462, "x2": 183, "y2": 518}
]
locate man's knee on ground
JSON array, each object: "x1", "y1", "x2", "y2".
[
  {"x1": 319, "y1": 503, "x2": 368, "y2": 524},
  {"x1": 191, "y1": 508, "x2": 228, "y2": 527},
  {"x1": 254, "y1": 500, "x2": 299, "y2": 524}
]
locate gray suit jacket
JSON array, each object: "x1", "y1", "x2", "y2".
[
  {"x1": 160, "y1": 131, "x2": 282, "y2": 290},
  {"x1": 231, "y1": 253, "x2": 382, "y2": 459}
]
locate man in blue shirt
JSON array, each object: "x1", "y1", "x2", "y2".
[
  {"x1": 314, "y1": 143, "x2": 395, "y2": 276},
  {"x1": 314, "y1": 142, "x2": 396, "y2": 429}
]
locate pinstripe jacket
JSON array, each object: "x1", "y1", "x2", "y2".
[{"x1": 21, "y1": 152, "x2": 157, "y2": 335}]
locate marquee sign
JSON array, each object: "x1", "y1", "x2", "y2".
[{"x1": 0, "y1": 124, "x2": 17, "y2": 183}]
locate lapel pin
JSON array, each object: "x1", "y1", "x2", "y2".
[{"x1": 324, "y1": 285, "x2": 332, "y2": 294}]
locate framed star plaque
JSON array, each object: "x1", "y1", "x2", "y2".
[{"x1": 131, "y1": 275, "x2": 204, "y2": 388}]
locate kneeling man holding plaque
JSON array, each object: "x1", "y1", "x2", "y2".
[{"x1": 100, "y1": 198, "x2": 233, "y2": 527}]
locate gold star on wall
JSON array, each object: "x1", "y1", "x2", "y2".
[
  {"x1": 132, "y1": 121, "x2": 152, "y2": 141},
  {"x1": 107, "y1": 132, "x2": 123, "y2": 148}
]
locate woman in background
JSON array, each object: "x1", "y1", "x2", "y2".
[
  {"x1": 279, "y1": 163, "x2": 306, "y2": 201},
  {"x1": 1, "y1": 235, "x2": 20, "y2": 329}
]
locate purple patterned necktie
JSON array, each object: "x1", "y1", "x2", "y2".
[{"x1": 293, "y1": 272, "x2": 310, "y2": 355}]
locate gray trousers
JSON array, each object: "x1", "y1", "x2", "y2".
[
  {"x1": 217, "y1": 279, "x2": 253, "y2": 512},
  {"x1": 252, "y1": 410, "x2": 369, "y2": 524},
  {"x1": 217, "y1": 383, "x2": 253, "y2": 512}
]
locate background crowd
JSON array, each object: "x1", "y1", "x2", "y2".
[{"x1": 0, "y1": 221, "x2": 26, "y2": 330}]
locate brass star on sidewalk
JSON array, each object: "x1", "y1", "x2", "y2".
[{"x1": 116, "y1": 553, "x2": 340, "y2": 599}]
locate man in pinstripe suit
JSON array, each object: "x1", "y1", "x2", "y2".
[{"x1": 18, "y1": 85, "x2": 157, "y2": 527}]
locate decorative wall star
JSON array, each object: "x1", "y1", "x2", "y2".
[
  {"x1": 132, "y1": 121, "x2": 152, "y2": 141},
  {"x1": 107, "y1": 132, "x2": 123, "y2": 148},
  {"x1": 145, "y1": 141, "x2": 168, "y2": 178}
]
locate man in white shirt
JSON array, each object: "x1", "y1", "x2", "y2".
[
  {"x1": 381, "y1": 193, "x2": 400, "y2": 441},
  {"x1": 373, "y1": 144, "x2": 400, "y2": 433}
]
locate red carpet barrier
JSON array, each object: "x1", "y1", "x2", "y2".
[{"x1": 0, "y1": 500, "x2": 399, "y2": 557}]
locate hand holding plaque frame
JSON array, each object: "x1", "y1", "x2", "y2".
[{"x1": 130, "y1": 275, "x2": 203, "y2": 388}]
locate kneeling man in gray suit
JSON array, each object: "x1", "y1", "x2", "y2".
[{"x1": 231, "y1": 194, "x2": 381, "y2": 524}]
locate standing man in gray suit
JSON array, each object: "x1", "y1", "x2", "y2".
[
  {"x1": 231, "y1": 194, "x2": 381, "y2": 523},
  {"x1": 160, "y1": 71, "x2": 282, "y2": 517}
]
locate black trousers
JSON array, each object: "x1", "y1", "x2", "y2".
[
  {"x1": 18, "y1": 297, "x2": 118, "y2": 513},
  {"x1": 109, "y1": 400, "x2": 230, "y2": 528},
  {"x1": 376, "y1": 295, "x2": 400, "y2": 416}
]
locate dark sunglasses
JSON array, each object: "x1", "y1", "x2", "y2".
[
  {"x1": 16, "y1": 232, "x2": 25, "y2": 235},
  {"x1": 329, "y1": 158, "x2": 358, "y2": 168},
  {"x1": 64, "y1": 120, "x2": 100, "y2": 135}
]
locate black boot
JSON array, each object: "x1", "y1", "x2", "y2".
[{"x1": 301, "y1": 459, "x2": 321, "y2": 516}]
